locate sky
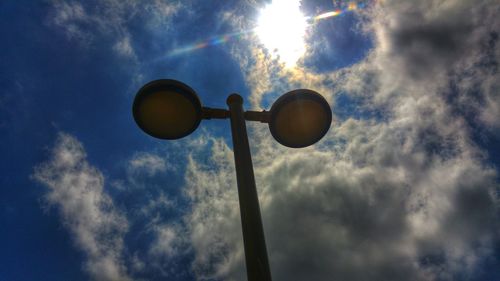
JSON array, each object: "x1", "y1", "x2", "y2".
[{"x1": 1, "y1": 0, "x2": 499, "y2": 280}]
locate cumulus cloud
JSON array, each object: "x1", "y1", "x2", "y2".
[
  {"x1": 33, "y1": 133, "x2": 131, "y2": 281},
  {"x1": 256, "y1": 123, "x2": 498, "y2": 281},
  {"x1": 182, "y1": 0, "x2": 500, "y2": 280},
  {"x1": 183, "y1": 129, "x2": 498, "y2": 281},
  {"x1": 346, "y1": 0, "x2": 500, "y2": 123}
]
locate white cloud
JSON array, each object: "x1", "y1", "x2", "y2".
[
  {"x1": 33, "y1": 133, "x2": 132, "y2": 281},
  {"x1": 138, "y1": 192, "x2": 175, "y2": 217},
  {"x1": 50, "y1": 1, "x2": 91, "y2": 43},
  {"x1": 183, "y1": 138, "x2": 246, "y2": 280},
  {"x1": 347, "y1": 0, "x2": 500, "y2": 126},
  {"x1": 113, "y1": 35, "x2": 135, "y2": 58},
  {"x1": 47, "y1": 0, "x2": 182, "y2": 58},
  {"x1": 128, "y1": 152, "x2": 168, "y2": 176},
  {"x1": 149, "y1": 225, "x2": 178, "y2": 258}
]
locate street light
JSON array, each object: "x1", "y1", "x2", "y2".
[{"x1": 133, "y1": 79, "x2": 332, "y2": 281}]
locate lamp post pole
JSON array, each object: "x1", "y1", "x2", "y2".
[{"x1": 226, "y1": 94, "x2": 272, "y2": 281}]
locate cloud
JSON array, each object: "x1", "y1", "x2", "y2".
[
  {"x1": 113, "y1": 35, "x2": 135, "y2": 58},
  {"x1": 182, "y1": 0, "x2": 500, "y2": 280},
  {"x1": 137, "y1": 192, "x2": 175, "y2": 218},
  {"x1": 50, "y1": 1, "x2": 92, "y2": 43},
  {"x1": 346, "y1": 0, "x2": 500, "y2": 124},
  {"x1": 184, "y1": 127, "x2": 498, "y2": 281},
  {"x1": 149, "y1": 225, "x2": 178, "y2": 258},
  {"x1": 128, "y1": 152, "x2": 168, "y2": 176},
  {"x1": 183, "y1": 138, "x2": 246, "y2": 280},
  {"x1": 33, "y1": 133, "x2": 131, "y2": 281},
  {"x1": 255, "y1": 124, "x2": 498, "y2": 281},
  {"x1": 47, "y1": 0, "x2": 181, "y2": 58}
]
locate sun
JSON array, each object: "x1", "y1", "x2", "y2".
[{"x1": 255, "y1": 0, "x2": 308, "y2": 66}]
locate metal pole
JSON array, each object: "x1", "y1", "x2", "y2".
[{"x1": 226, "y1": 94, "x2": 273, "y2": 281}]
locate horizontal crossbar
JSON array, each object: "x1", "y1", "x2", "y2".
[{"x1": 202, "y1": 107, "x2": 270, "y2": 123}]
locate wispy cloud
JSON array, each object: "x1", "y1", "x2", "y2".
[
  {"x1": 33, "y1": 133, "x2": 132, "y2": 281},
  {"x1": 149, "y1": 224, "x2": 179, "y2": 258},
  {"x1": 46, "y1": 0, "x2": 181, "y2": 59},
  {"x1": 128, "y1": 152, "x2": 168, "y2": 176}
]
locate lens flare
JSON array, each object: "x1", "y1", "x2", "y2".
[
  {"x1": 168, "y1": 31, "x2": 251, "y2": 57},
  {"x1": 312, "y1": 1, "x2": 364, "y2": 22}
]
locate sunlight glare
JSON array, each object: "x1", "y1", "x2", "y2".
[{"x1": 256, "y1": 0, "x2": 307, "y2": 66}]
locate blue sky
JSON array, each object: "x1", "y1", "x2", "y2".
[{"x1": 1, "y1": 0, "x2": 499, "y2": 280}]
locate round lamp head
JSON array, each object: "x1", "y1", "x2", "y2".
[
  {"x1": 269, "y1": 89, "x2": 332, "y2": 148},
  {"x1": 133, "y1": 79, "x2": 202, "y2": 140}
]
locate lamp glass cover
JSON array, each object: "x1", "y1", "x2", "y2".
[
  {"x1": 269, "y1": 89, "x2": 332, "y2": 148},
  {"x1": 133, "y1": 79, "x2": 202, "y2": 139}
]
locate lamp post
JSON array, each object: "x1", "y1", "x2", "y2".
[{"x1": 133, "y1": 79, "x2": 332, "y2": 281}]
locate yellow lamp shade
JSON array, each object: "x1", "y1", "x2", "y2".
[
  {"x1": 133, "y1": 79, "x2": 202, "y2": 139},
  {"x1": 269, "y1": 89, "x2": 332, "y2": 148}
]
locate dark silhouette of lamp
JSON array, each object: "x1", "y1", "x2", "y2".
[{"x1": 133, "y1": 79, "x2": 332, "y2": 281}]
